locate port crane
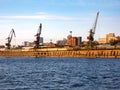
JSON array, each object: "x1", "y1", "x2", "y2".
[
  {"x1": 87, "y1": 12, "x2": 99, "y2": 47},
  {"x1": 6, "y1": 29, "x2": 16, "y2": 49},
  {"x1": 34, "y1": 23, "x2": 42, "y2": 48}
]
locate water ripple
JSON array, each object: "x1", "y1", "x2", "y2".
[{"x1": 0, "y1": 58, "x2": 120, "y2": 90}]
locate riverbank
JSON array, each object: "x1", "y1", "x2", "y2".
[{"x1": 0, "y1": 49, "x2": 120, "y2": 58}]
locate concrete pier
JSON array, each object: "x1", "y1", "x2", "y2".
[{"x1": 0, "y1": 49, "x2": 120, "y2": 58}]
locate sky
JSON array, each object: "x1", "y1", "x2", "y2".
[{"x1": 0, "y1": 0, "x2": 120, "y2": 45}]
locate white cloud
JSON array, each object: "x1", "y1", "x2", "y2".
[
  {"x1": 0, "y1": 13, "x2": 119, "y2": 24},
  {"x1": 0, "y1": 20, "x2": 13, "y2": 23},
  {"x1": 102, "y1": 17, "x2": 120, "y2": 21},
  {"x1": 0, "y1": 14, "x2": 83, "y2": 21}
]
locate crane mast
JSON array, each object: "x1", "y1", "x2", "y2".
[
  {"x1": 6, "y1": 29, "x2": 16, "y2": 49},
  {"x1": 34, "y1": 23, "x2": 42, "y2": 49},
  {"x1": 87, "y1": 12, "x2": 99, "y2": 46}
]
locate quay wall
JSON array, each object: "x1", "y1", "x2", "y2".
[{"x1": 0, "y1": 49, "x2": 120, "y2": 58}]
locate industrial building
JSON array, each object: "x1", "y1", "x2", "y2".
[
  {"x1": 67, "y1": 35, "x2": 82, "y2": 47},
  {"x1": 106, "y1": 33, "x2": 116, "y2": 43},
  {"x1": 24, "y1": 41, "x2": 33, "y2": 47},
  {"x1": 57, "y1": 38, "x2": 67, "y2": 47},
  {"x1": 98, "y1": 33, "x2": 116, "y2": 44},
  {"x1": 98, "y1": 38, "x2": 106, "y2": 44},
  {"x1": 24, "y1": 37, "x2": 44, "y2": 47},
  {"x1": 39, "y1": 37, "x2": 44, "y2": 45}
]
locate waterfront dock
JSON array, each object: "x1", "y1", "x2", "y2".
[{"x1": 0, "y1": 49, "x2": 120, "y2": 58}]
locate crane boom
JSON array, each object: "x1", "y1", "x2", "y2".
[
  {"x1": 87, "y1": 12, "x2": 99, "y2": 48},
  {"x1": 87, "y1": 12, "x2": 99, "y2": 42},
  {"x1": 6, "y1": 29, "x2": 16, "y2": 49},
  {"x1": 38, "y1": 23, "x2": 42, "y2": 35},
  {"x1": 92, "y1": 12, "x2": 99, "y2": 37},
  {"x1": 34, "y1": 23, "x2": 42, "y2": 48}
]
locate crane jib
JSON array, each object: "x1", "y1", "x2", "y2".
[{"x1": 92, "y1": 12, "x2": 99, "y2": 35}]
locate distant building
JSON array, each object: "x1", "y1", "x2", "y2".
[
  {"x1": 77, "y1": 37, "x2": 82, "y2": 46},
  {"x1": 106, "y1": 33, "x2": 116, "y2": 43},
  {"x1": 98, "y1": 38, "x2": 106, "y2": 44},
  {"x1": 49, "y1": 42, "x2": 57, "y2": 47},
  {"x1": 69, "y1": 37, "x2": 77, "y2": 46},
  {"x1": 24, "y1": 41, "x2": 33, "y2": 47},
  {"x1": 44, "y1": 42, "x2": 57, "y2": 48},
  {"x1": 39, "y1": 37, "x2": 43, "y2": 45},
  {"x1": 67, "y1": 36, "x2": 82, "y2": 47},
  {"x1": 57, "y1": 38, "x2": 67, "y2": 47},
  {"x1": 98, "y1": 33, "x2": 116, "y2": 44}
]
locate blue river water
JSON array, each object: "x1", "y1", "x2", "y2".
[{"x1": 0, "y1": 58, "x2": 120, "y2": 90}]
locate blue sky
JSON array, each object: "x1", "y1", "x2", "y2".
[{"x1": 0, "y1": 0, "x2": 120, "y2": 45}]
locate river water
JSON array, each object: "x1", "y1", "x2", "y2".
[{"x1": 0, "y1": 58, "x2": 120, "y2": 90}]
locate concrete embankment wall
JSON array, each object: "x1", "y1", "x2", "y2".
[{"x1": 0, "y1": 50, "x2": 120, "y2": 58}]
